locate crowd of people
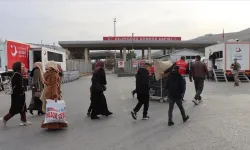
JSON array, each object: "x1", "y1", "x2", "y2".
[
  {"x1": 0, "y1": 54, "x2": 241, "y2": 129},
  {"x1": 0, "y1": 61, "x2": 66, "y2": 129},
  {"x1": 131, "y1": 55, "x2": 209, "y2": 126}
]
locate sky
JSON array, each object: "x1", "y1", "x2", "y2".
[{"x1": 0, "y1": 0, "x2": 250, "y2": 46}]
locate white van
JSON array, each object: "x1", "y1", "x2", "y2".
[{"x1": 29, "y1": 45, "x2": 66, "y2": 71}]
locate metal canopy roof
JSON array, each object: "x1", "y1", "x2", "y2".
[{"x1": 58, "y1": 40, "x2": 216, "y2": 50}]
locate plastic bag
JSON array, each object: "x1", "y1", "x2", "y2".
[
  {"x1": 154, "y1": 60, "x2": 173, "y2": 81},
  {"x1": 43, "y1": 99, "x2": 67, "y2": 124}
]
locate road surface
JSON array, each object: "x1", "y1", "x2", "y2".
[{"x1": 0, "y1": 74, "x2": 250, "y2": 150}]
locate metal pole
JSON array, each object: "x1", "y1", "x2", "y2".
[
  {"x1": 132, "y1": 33, "x2": 134, "y2": 51},
  {"x1": 114, "y1": 18, "x2": 117, "y2": 72},
  {"x1": 114, "y1": 18, "x2": 117, "y2": 60},
  {"x1": 130, "y1": 33, "x2": 135, "y2": 72},
  {"x1": 114, "y1": 18, "x2": 116, "y2": 37}
]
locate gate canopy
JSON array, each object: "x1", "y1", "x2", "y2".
[{"x1": 58, "y1": 40, "x2": 216, "y2": 50}]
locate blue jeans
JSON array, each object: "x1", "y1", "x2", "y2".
[{"x1": 182, "y1": 76, "x2": 186, "y2": 99}]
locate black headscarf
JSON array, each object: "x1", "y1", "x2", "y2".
[{"x1": 12, "y1": 61, "x2": 22, "y2": 73}]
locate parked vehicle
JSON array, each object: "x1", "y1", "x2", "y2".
[
  {"x1": 0, "y1": 40, "x2": 66, "y2": 80},
  {"x1": 205, "y1": 41, "x2": 250, "y2": 78}
]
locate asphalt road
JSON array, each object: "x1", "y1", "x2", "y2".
[{"x1": 0, "y1": 74, "x2": 250, "y2": 150}]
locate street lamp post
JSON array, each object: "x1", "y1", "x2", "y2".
[
  {"x1": 113, "y1": 18, "x2": 117, "y2": 73},
  {"x1": 132, "y1": 33, "x2": 134, "y2": 51},
  {"x1": 114, "y1": 18, "x2": 117, "y2": 61},
  {"x1": 129, "y1": 33, "x2": 134, "y2": 58}
]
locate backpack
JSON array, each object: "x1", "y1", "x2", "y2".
[{"x1": 3, "y1": 73, "x2": 19, "y2": 95}]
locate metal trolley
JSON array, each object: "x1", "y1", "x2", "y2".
[{"x1": 149, "y1": 74, "x2": 168, "y2": 103}]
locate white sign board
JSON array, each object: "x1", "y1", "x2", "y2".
[
  {"x1": 118, "y1": 61, "x2": 125, "y2": 68},
  {"x1": 226, "y1": 44, "x2": 249, "y2": 70},
  {"x1": 133, "y1": 61, "x2": 138, "y2": 67}
]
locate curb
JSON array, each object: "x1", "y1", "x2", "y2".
[{"x1": 79, "y1": 73, "x2": 92, "y2": 77}]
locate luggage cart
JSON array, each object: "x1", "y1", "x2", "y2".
[{"x1": 149, "y1": 74, "x2": 168, "y2": 103}]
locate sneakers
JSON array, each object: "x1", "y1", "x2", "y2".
[
  {"x1": 234, "y1": 83, "x2": 239, "y2": 86},
  {"x1": 20, "y1": 121, "x2": 32, "y2": 126},
  {"x1": 183, "y1": 115, "x2": 190, "y2": 122},
  {"x1": 142, "y1": 116, "x2": 150, "y2": 120},
  {"x1": 131, "y1": 111, "x2": 137, "y2": 120},
  {"x1": 168, "y1": 115, "x2": 189, "y2": 126},
  {"x1": 192, "y1": 99, "x2": 199, "y2": 105},
  {"x1": 0, "y1": 118, "x2": 7, "y2": 127},
  {"x1": 91, "y1": 116, "x2": 100, "y2": 120},
  {"x1": 168, "y1": 121, "x2": 174, "y2": 126}
]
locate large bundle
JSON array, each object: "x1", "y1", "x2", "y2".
[{"x1": 154, "y1": 60, "x2": 173, "y2": 81}]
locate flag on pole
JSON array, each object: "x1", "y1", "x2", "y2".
[{"x1": 222, "y1": 29, "x2": 224, "y2": 40}]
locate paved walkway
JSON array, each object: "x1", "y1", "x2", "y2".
[{"x1": 0, "y1": 75, "x2": 250, "y2": 150}]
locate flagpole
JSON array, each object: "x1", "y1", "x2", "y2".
[{"x1": 223, "y1": 28, "x2": 225, "y2": 43}]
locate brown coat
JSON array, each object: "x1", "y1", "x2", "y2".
[
  {"x1": 189, "y1": 61, "x2": 209, "y2": 79},
  {"x1": 44, "y1": 69, "x2": 61, "y2": 100},
  {"x1": 41, "y1": 69, "x2": 67, "y2": 129}
]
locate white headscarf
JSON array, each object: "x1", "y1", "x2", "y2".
[
  {"x1": 34, "y1": 62, "x2": 45, "y2": 82},
  {"x1": 45, "y1": 61, "x2": 59, "y2": 72}
]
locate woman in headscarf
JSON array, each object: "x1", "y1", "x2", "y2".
[
  {"x1": 57, "y1": 64, "x2": 63, "y2": 91},
  {"x1": 90, "y1": 61, "x2": 113, "y2": 120},
  {"x1": 21, "y1": 63, "x2": 29, "y2": 91},
  {"x1": 28, "y1": 62, "x2": 45, "y2": 115},
  {"x1": 0, "y1": 62, "x2": 31, "y2": 126},
  {"x1": 41, "y1": 61, "x2": 67, "y2": 129}
]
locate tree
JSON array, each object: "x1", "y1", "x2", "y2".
[
  {"x1": 105, "y1": 56, "x2": 115, "y2": 70},
  {"x1": 126, "y1": 50, "x2": 137, "y2": 60}
]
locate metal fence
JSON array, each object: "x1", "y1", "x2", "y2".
[
  {"x1": 27, "y1": 71, "x2": 80, "y2": 85},
  {"x1": 114, "y1": 60, "x2": 137, "y2": 74},
  {"x1": 61, "y1": 71, "x2": 80, "y2": 83},
  {"x1": 124, "y1": 60, "x2": 137, "y2": 73},
  {"x1": 66, "y1": 59, "x2": 92, "y2": 73}
]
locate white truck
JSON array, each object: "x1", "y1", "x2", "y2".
[
  {"x1": 29, "y1": 45, "x2": 67, "y2": 72},
  {"x1": 205, "y1": 42, "x2": 250, "y2": 79},
  {"x1": 0, "y1": 40, "x2": 67, "y2": 76}
]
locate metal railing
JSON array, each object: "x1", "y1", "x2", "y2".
[
  {"x1": 61, "y1": 71, "x2": 80, "y2": 83},
  {"x1": 66, "y1": 59, "x2": 92, "y2": 73}
]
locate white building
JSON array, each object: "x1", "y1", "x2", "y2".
[
  {"x1": 169, "y1": 49, "x2": 204, "y2": 62},
  {"x1": 152, "y1": 48, "x2": 205, "y2": 62}
]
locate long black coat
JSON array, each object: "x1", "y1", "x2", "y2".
[
  {"x1": 165, "y1": 71, "x2": 185, "y2": 99},
  {"x1": 90, "y1": 68, "x2": 109, "y2": 115},
  {"x1": 9, "y1": 72, "x2": 27, "y2": 114},
  {"x1": 91, "y1": 68, "x2": 107, "y2": 93},
  {"x1": 136, "y1": 68, "x2": 150, "y2": 96}
]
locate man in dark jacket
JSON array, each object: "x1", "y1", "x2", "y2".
[
  {"x1": 189, "y1": 55, "x2": 209, "y2": 105},
  {"x1": 131, "y1": 63, "x2": 151, "y2": 120},
  {"x1": 166, "y1": 66, "x2": 189, "y2": 126},
  {"x1": 164, "y1": 56, "x2": 189, "y2": 102}
]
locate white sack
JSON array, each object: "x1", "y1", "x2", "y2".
[
  {"x1": 43, "y1": 99, "x2": 67, "y2": 124},
  {"x1": 154, "y1": 60, "x2": 173, "y2": 81}
]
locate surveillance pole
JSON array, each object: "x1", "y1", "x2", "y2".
[{"x1": 114, "y1": 18, "x2": 117, "y2": 61}]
